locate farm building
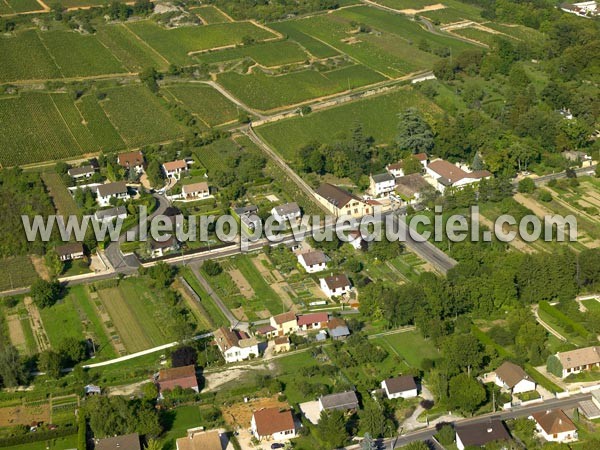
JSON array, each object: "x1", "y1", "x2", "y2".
[
  {"x1": 455, "y1": 419, "x2": 511, "y2": 450},
  {"x1": 251, "y1": 407, "x2": 297, "y2": 442},
  {"x1": 327, "y1": 317, "x2": 350, "y2": 340},
  {"x1": 315, "y1": 183, "x2": 373, "y2": 218},
  {"x1": 494, "y1": 361, "x2": 536, "y2": 394},
  {"x1": 157, "y1": 365, "x2": 199, "y2": 397},
  {"x1": 318, "y1": 391, "x2": 359, "y2": 412},
  {"x1": 381, "y1": 375, "x2": 418, "y2": 399},
  {"x1": 67, "y1": 164, "x2": 96, "y2": 179},
  {"x1": 530, "y1": 409, "x2": 578, "y2": 443},
  {"x1": 55, "y1": 242, "x2": 85, "y2": 261},
  {"x1": 298, "y1": 250, "x2": 328, "y2": 273},
  {"x1": 271, "y1": 202, "x2": 301, "y2": 222}
]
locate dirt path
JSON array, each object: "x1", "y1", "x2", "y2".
[
  {"x1": 30, "y1": 255, "x2": 51, "y2": 281},
  {"x1": 398, "y1": 3, "x2": 446, "y2": 15},
  {"x1": 24, "y1": 297, "x2": 50, "y2": 352}
]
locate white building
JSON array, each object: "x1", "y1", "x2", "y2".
[
  {"x1": 271, "y1": 202, "x2": 301, "y2": 222},
  {"x1": 163, "y1": 160, "x2": 188, "y2": 179},
  {"x1": 214, "y1": 327, "x2": 259, "y2": 363},
  {"x1": 369, "y1": 173, "x2": 396, "y2": 197},
  {"x1": 94, "y1": 206, "x2": 127, "y2": 223},
  {"x1": 530, "y1": 409, "x2": 578, "y2": 443},
  {"x1": 381, "y1": 375, "x2": 418, "y2": 399},
  {"x1": 182, "y1": 182, "x2": 210, "y2": 200},
  {"x1": 251, "y1": 407, "x2": 297, "y2": 442},
  {"x1": 494, "y1": 361, "x2": 536, "y2": 394},
  {"x1": 386, "y1": 153, "x2": 429, "y2": 177},
  {"x1": 554, "y1": 346, "x2": 600, "y2": 378},
  {"x1": 96, "y1": 181, "x2": 129, "y2": 207},
  {"x1": 298, "y1": 250, "x2": 328, "y2": 273},
  {"x1": 425, "y1": 159, "x2": 492, "y2": 194},
  {"x1": 68, "y1": 165, "x2": 96, "y2": 180},
  {"x1": 319, "y1": 274, "x2": 352, "y2": 298}
]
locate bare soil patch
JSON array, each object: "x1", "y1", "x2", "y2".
[
  {"x1": 255, "y1": 309, "x2": 271, "y2": 319},
  {"x1": 24, "y1": 297, "x2": 49, "y2": 352},
  {"x1": 399, "y1": 3, "x2": 446, "y2": 14},
  {"x1": 0, "y1": 403, "x2": 50, "y2": 427},
  {"x1": 228, "y1": 269, "x2": 254, "y2": 299},
  {"x1": 221, "y1": 395, "x2": 288, "y2": 429},
  {"x1": 7, "y1": 315, "x2": 26, "y2": 351},
  {"x1": 30, "y1": 255, "x2": 50, "y2": 281},
  {"x1": 231, "y1": 307, "x2": 249, "y2": 321}
]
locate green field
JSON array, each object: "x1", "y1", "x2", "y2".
[
  {"x1": 41, "y1": 171, "x2": 79, "y2": 217},
  {"x1": 269, "y1": 21, "x2": 340, "y2": 59},
  {"x1": 372, "y1": 330, "x2": 440, "y2": 367},
  {"x1": 180, "y1": 268, "x2": 229, "y2": 328},
  {"x1": 99, "y1": 85, "x2": 187, "y2": 147},
  {"x1": 165, "y1": 84, "x2": 240, "y2": 126},
  {"x1": 126, "y1": 20, "x2": 278, "y2": 65},
  {"x1": 256, "y1": 87, "x2": 442, "y2": 161},
  {"x1": 583, "y1": 299, "x2": 600, "y2": 312},
  {"x1": 194, "y1": 5, "x2": 232, "y2": 23},
  {"x1": 371, "y1": 0, "x2": 438, "y2": 10},
  {"x1": 233, "y1": 255, "x2": 284, "y2": 315},
  {"x1": 193, "y1": 137, "x2": 244, "y2": 173},
  {"x1": 77, "y1": 94, "x2": 126, "y2": 152},
  {"x1": 6, "y1": 434, "x2": 78, "y2": 450},
  {"x1": 217, "y1": 64, "x2": 385, "y2": 111},
  {"x1": 0, "y1": 30, "x2": 61, "y2": 83},
  {"x1": 196, "y1": 39, "x2": 309, "y2": 66},
  {"x1": 5, "y1": 0, "x2": 44, "y2": 13},
  {"x1": 452, "y1": 26, "x2": 510, "y2": 46},
  {"x1": 0, "y1": 256, "x2": 38, "y2": 292}
]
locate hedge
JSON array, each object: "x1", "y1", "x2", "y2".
[
  {"x1": 471, "y1": 325, "x2": 511, "y2": 358},
  {"x1": 539, "y1": 301, "x2": 590, "y2": 339},
  {"x1": 0, "y1": 426, "x2": 77, "y2": 448},
  {"x1": 525, "y1": 363, "x2": 564, "y2": 393}
]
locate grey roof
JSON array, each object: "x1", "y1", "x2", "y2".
[
  {"x1": 320, "y1": 391, "x2": 359, "y2": 411},
  {"x1": 273, "y1": 202, "x2": 301, "y2": 217},
  {"x1": 55, "y1": 242, "x2": 84, "y2": 257},
  {"x1": 234, "y1": 205, "x2": 258, "y2": 215},
  {"x1": 315, "y1": 183, "x2": 357, "y2": 208},
  {"x1": 67, "y1": 165, "x2": 95, "y2": 177},
  {"x1": 96, "y1": 181, "x2": 127, "y2": 197},
  {"x1": 371, "y1": 173, "x2": 395, "y2": 183},
  {"x1": 383, "y1": 375, "x2": 417, "y2": 394},
  {"x1": 299, "y1": 250, "x2": 327, "y2": 267},
  {"x1": 455, "y1": 419, "x2": 510, "y2": 447},
  {"x1": 95, "y1": 433, "x2": 141, "y2": 450},
  {"x1": 330, "y1": 326, "x2": 350, "y2": 338},
  {"x1": 150, "y1": 236, "x2": 177, "y2": 250},
  {"x1": 94, "y1": 206, "x2": 127, "y2": 221}
]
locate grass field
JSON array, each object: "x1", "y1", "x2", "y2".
[
  {"x1": 233, "y1": 255, "x2": 284, "y2": 315},
  {"x1": 41, "y1": 172, "x2": 79, "y2": 217},
  {"x1": 256, "y1": 87, "x2": 441, "y2": 161},
  {"x1": 0, "y1": 256, "x2": 38, "y2": 292},
  {"x1": 165, "y1": 84, "x2": 240, "y2": 127},
  {"x1": 373, "y1": 329, "x2": 440, "y2": 367},
  {"x1": 99, "y1": 85, "x2": 187, "y2": 147},
  {"x1": 180, "y1": 268, "x2": 229, "y2": 328},
  {"x1": 194, "y1": 5, "x2": 233, "y2": 23},
  {"x1": 7, "y1": 434, "x2": 78, "y2": 450},
  {"x1": 196, "y1": 39, "x2": 309, "y2": 66},
  {"x1": 126, "y1": 20, "x2": 278, "y2": 65},
  {"x1": 38, "y1": 293, "x2": 84, "y2": 347},
  {"x1": 582, "y1": 299, "x2": 600, "y2": 312},
  {"x1": 451, "y1": 26, "x2": 510, "y2": 46},
  {"x1": 4, "y1": 0, "x2": 44, "y2": 13},
  {"x1": 371, "y1": 0, "x2": 438, "y2": 9},
  {"x1": 217, "y1": 64, "x2": 385, "y2": 111}
]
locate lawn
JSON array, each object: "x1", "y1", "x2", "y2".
[
  {"x1": 41, "y1": 172, "x2": 80, "y2": 217},
  {"x1": 216, "y1": 64, "x2": 385, "y2": 111},
  {"x1": 452, "y1": 27, "x2": 510, "y2": 46},
  {"x1": 583, "y1": 299, "x2": 600, "y2": 312},
  {"x1": 126, "y1": 20, "x2": 278, "y2": 65},
  {"x1": 99, "y1": 85, "x2": 187, "y2": 148},
  {"x1": 256, "y1": 87, "x2": 441, "y2": 162},
  {"x1": 0, "y1": 256, "x2": 39, "y2": 292},
  {"x1": 5, "y1": 0, "x2": 44, "y2": 12},
  {"x1": 196, "y1": 39, "x2": 309, "y2": 66},
  {"x1": 233, "y1": 255, "x2": 285, "y2": 315},
  {"x1": 373, "y1": 330, "x2": 440, "y2": 367},
  {"x1": 193, "y1": 137, "x2": 244, "y2": 174},
  {"x1": 180, "y1": 268, "x2": 230, "y2": 328},
  {"x1": 165, "y1": 84, "x2": 240, "y2": 127},
  {"x1": 38, "y1": 293, "x2": 84, "y2": 347},
  {"x1": 6, "y1": 434, "x2": 78, "y2": 450}
]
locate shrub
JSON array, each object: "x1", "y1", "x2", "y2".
[
  {"x1": 546, "y1": 355, "x2": 563, "y2": 378},
  {"x1": 203, "y1": 260, "x2": 222, "y2": 276},
  {"x1": 538, "y1": 190, "x2": 552, "y2": 202},
  {"x1": 517, "y1": 178, "x2": 536, "y2": 193}
]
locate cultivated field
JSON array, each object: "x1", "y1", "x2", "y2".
[
  {"x1": 165, "y1": 84, "x2": 240, "y2": 127},
  {"x1": 193, "y1": 5, "x2": 233, "y2": 24},
  {"x1": 193, "y1": 137, "x2": 245, "y2": 173},
  {"x1": 196, "y1": 39, "x2": 309, "y2": 66},
  {"x1": 269, "y1": 21, "x2": 340, "y2": 59},
  {"x1": 0, "y1": 256, "x2": 38, "y2": 291},
  {"x1": 0, "y1": 30, "x2": 61, "y2": 83},
  {"x1": 41, "y1": 171, "x2": 79, "y2": 217},
  {"x1": 1, "y1": 0, "x2": 44, "y2": 13}
]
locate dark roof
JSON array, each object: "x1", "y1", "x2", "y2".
[
  {"x1": 96, "y1": 181, "x2": 127, "y2": 197},
  {"x1": 95, "y1": 433, "x2": 141, "y2": 450},
  {"x1": 234, "y1": 205, "x2": 258, "y2": 216},
  {"x1": 117, "y1": 151, "x2": 144, "y2": 168},
  {"x1": 316, "y1": 183, "x2": 357, "y2": 208},
  {"x1": 532, "y1": 409, "x2": 576, "y2": 435},
  {"x1": 495, "y1": 361, "x2": 532, "y2": 389},
  {"x1": 383, "y1": 375, "x2": 417, "y2": 394},
  {"x1": 455, "y1": 419, "x2": 511, "y2": 447},
  {"x1": 299, "y1": 250, "x2": 327, "y2": 267},
  {"x1": 273, "y1": 202, "x2": 301, "y2": 216},
  {"x1": 55, "y1": 242, "x2": 84, "y2": 257},
  {"x1": 67, "y1": 165, "x2": 95, "y2": 177},
  {"x1": 94, "y1": 206, "x2": 127, "y2": 221},
  {"x1": 319, "y1": 391, "x2": 359, "y2": 411},
  {"x1": 323, "y1": 274, "x2": 352, "y2": 290},
  {"x1": 150, "y1": 236, "x2": 177, "y2": 250},
  {"x1": 371, "y1": 173, "x2": 395, "y2": 183}
]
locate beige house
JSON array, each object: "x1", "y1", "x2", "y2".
[
  {"x1": 176, "y1": 429, "x2": 224, "y2": 450},
  {"x1": 182, "y1": 182, "x2": 210, "y2": 200},
  {"x1": 270, "y1": 312, "x2": 299, "y2": 336},
  {"x1": 315, "y1": 183, "x2": 373, "y2": 218},
  {"x1": 555, "y1": 346, "x2": 600, "y2": 378},
  {"x1": 274, "y1": 336, "x2": 291, "y2": 353}
]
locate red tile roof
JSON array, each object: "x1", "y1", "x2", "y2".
[
  {"x1": 297, "y1": 313, "x2": 329, "y2": 327},
  {"x1": 253, "y1": 408, "x2": 295, "y2": 437},
  {"x1": 117, "y1": 151, "x2": 144, "y2": 168},
  {"x1": 158, "y1": 365, "x2": 198, "y2": 392}
]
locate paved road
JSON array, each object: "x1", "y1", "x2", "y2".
[{"x1": 529, "y1": 164, "x2": 597, "y2": 185}]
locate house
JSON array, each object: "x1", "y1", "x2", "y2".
[
  {"x1": 297, "y1": 312, "x2": 329, "y2": 331},
  {"x1": 256, "y1": 325, "x2": 277, "y2": 339},
  {"x1": 117, "y1": 150, "x2": 145, "y2": 173},
  {"x1": 96, "y1": 181, "x2": 129, "y2": 207},
  {"x1": 347, "y1": 230, "x2": 367, "y2": 250},
  {"x1": 320, "y1": 274, "x2": 352, "y2": 298},
  {"x1": 176, "y1": 429, "x2": 224, "y2": 450},
  {"x1": 298, "y1": 250, "x2": 328, "y2": 273},
  {"x1": 530, "y1": 409, "x2": 578, "y2": 443},
  {"x1": 318, "y1": 391, "x2": 359, "y2": 412},
  {"x1": 214, "y1": 327, "x2": 259, "y2": 363},
  {"x1": 386, "y1": 153, "x2": 429, "y2": 177},
  {"x1": 327, "y1": 317, "x2": 350, "y2": 340},
  {"x1": 95, "y1": 433, "x2": 141, "y2": 450},
  {"x1": 55, "y1": 242, "x2": 85, "y2": 261},
  {"x1": 315, "y1": 183, "x2": 373, "y2": 218},
  {"x1": 163, "y1": 160, "x2": 188, "y2": 179},
  {"x1": 270, "y1": 312, "x2": 299, "y2": 336},
  {"x1": 274, "y1": 336, "x2": 291, "y2": 353},
  {"x1": 394, "y1": 174, "x2": 431, "y2": 204},
  {"x1": 157, "y1": 365, "x2": 199, "y2": 396},
  {"x1": 234, "y1": 205, "x2": 260, "y2": 231},
  {"x1": 94, "y1": 206, "x2": 127, "y2": 223},
  {"x1": 455, "y1": 419, "x2": 511, "y2": 450},
  {"x1": 369, "y1": 173, "x2": 396, "y2": 197},
  {"x1": 381, "y1": 375, "x2": 418, "y2": 399},
  {"x1": 271, "y1": 202, "x2": 301, "y2": 222},
  {"x1": 182, "y1": 182, "x2": 210, "y2": 200},
  {"x1": 84, "y1": 384, "x2": 101, "y2": 395},
  {"x1": 251, "y1": 407, "x2": 297, "y2": 441},
  {"x1": 425, "y1": 159, "x2": 492, "y2": 194},
  {"x1": 67, "y1": 164, "x2": 96, "y2": 179},
  {"x1": 554, "y1": 346, "x2": 600, "y2": 378},
  {"x1": 494, "y1": 361, "x2": 536, "y2": 394},
  {"x1": 149, "y1": 236, "x2": 179, "y2": 258}
]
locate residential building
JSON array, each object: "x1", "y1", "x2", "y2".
[
  {"x1": 182, "y1": 182, "x2": 210, "y2": 200},
  {"x1": 96, "y1": 181, "x2": 129, "y2": 207},
  {"x1": 214, "y1": 327, "x2": 259, "y2": 363},
  {"x1": 270, "y1": 312, "x2": 299, "y2": 336},
  {"x1": 94, "y1": 206, "x2": 127, "y2": 223},
  {"x1": 149, "y1": 236, "x2": 179, "y2": 258},
  {"x1": 455, "y1": 419, "x2": 511, "y2": 450},
  {"x1": 315, "y1": 183, "x2": 373, "y2": 218},
  {"x1": 369, "y1": 173, "x2": 396, "y2": 197},
  {"x1": 318, "y1": 391, "x2": 359, "y2": 412},
  {"x1": 274, "y1": 336, "x2": 291, "y2": 353},
  {"x1": 327, "y1": 317, "x2": 350, "y2": 340},
  {"x1": 297, "y1": 312, "x2": 329, "y2": 331},
  {"x1": 117, "y1": 150, "x2": 145, "y2": 173},
  {"x1": 251, "y1": 407, "x2": 297, "y2": 441},
  {"x1": 394, "y1": 174, "x2": 431, "y2": 204},
  {"x1": 298, "y1": 250, "x2": 328, "y2": 273},
  {"x1": 386, "y1": 153, "x2": 428, "y2": 177},
  {"x1": 271, "y1": 202, "x2": 301, "y2": 222},
  {"x1": 530, "y1": 409, "x2": 578, "y2": 443},
  {"x1": 157, "y1": 365, "x2": 199, "y2": 396},
  {"x1": 176, "y1": 429, "x2": 224, "y2": 450},
  {"x1": 320, "y1": 274, "x2": 352, "y2": 298},
  {"x1": 555, "y1": 346, "x2": 600, "y2": 378},
  {"x1": 95, "y1": 433, "x2": 141, "y2": 450},
  {"x1": 55, "y1": 242, "x2": 84, "y2": 261},
  {"x1": 347, "y1": 230, "x2": 367, "y2": 250},
  {"x1": 234, "y1": 205, "x2": 260, "y2": 231},
  {"x1": 381, "y1": 375, "x2": 418, "y2": 399},
  {"x1": 67, "y1": 164, "x2": 96, "y2": 179},
  {"x1": 256, "y1": 325, "x2": 277, "y2": 339},
  {"x1": 425, "y1": 159, "x2": 492, "y2": 194},
  {"x1": 163, "y1": 160, "x2": 188, "y2": 179},
  {"x1": 494, "y1": 361, "x2": 536, "y2": 394}
]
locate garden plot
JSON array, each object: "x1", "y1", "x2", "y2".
[
  {"x1": 7, "y1": 315, "x2": 26, "y2": 353},
  {"x1": 0, "y1": 403, "x2": 50, "y2": 428}
]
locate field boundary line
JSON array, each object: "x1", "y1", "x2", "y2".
[
  {"x1": 48, "y1": 94, "x2": 84, "y2": 153},
  {"x1": 164, "y1": 87, "x2": 212, "y2": 128},
  {"x1": 121, "y1": 23, "x2": 171, "y2": 67},
  {"x1": 213, "y1": 5, "x2": 235, "y2": 22},
  {"x1": 34, "y1": 30, "x2": 65, "y2": 78}
]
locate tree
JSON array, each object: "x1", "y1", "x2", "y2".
[
  {"x1": 38, "y1": 350, "x2": 62, "y2": 379},
  {"x1": 144, "y1": 439, "x2": 162, "y2": 450},
  {"x1": 0, "y1": 345, "x2": 24, "y2": 388},
  {"x1": 402, "y1": 155, "x2": 423, "y2": 175},
  {"x1": 58, "y1": 337, "x2": 87, "y2": 365},
  {"x1": 139, "y1": 67, "x2": 159, "y2": 93},
  {"x1": 401, "y1": 442, "x2": 430, "y2": 450},
  {"x1": 361, "y1": 433, "x2": 376, "y2": 450},
  {"x1": 85, "y1": 396, "x2": 162, "y2": 438},
  {"x1": 596, "y1": 164, "x2": 600, "y2": 178},
  {"x1": 146, "y1": 160, "x2": 164, "y2": 188},
  {"x1": 517, "y1": 178, "x2": 536, "y2": 194},
  {"x1": 547, "y1": 355, "x2": 564, "y2": 377},
  {"x1": 397, "y1": 108, "x2": 434, "y2": 154},
  {"x1": 203, "y1": 260, "x2": 222, "y2": 276},
  {"x1": 171, "y1": 346, "x2": 197, "y2": 368},
  {"x1": 316, "y1": 410, "x2": 348, "y2": 448},
  {"x1": 360, "y1": 401, "x2": 386, "y2": 438},
  {"x1": 30, "y1": 278, "x2": 61, "y2": 308},
  {"x1": 141, "y1": 382, "x2": 159, "y2": 400},
  {"x1": 145, "y1": 262, "x2": 175, "y2": 287},
  {"x1": 435, "y1": 423, "x2": 455, "y2": 445},
  {"x1": 538, "y1": 190, "x2": 552, "y2": 202},
  {"x1": 448, "y1": 373, "x2": 486, "y2": 414},
  {"x1": 442, "y1": 334, "x2": 483, "y2": 375}
]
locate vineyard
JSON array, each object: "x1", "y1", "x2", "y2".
[
  {"x1": 166, "y1": 84, "x2": 240, "y2": 127},
  {"x1": 0, "y1": 30, "x2": 61, "y2": 83},
  {"x1": 193, "y1": 5, "x2": 232, "y2": 24},
  {"x1": 196, "y1": 40, "x2": 309, "y2": 67},
  {"x1": 0, "y1": 256, "x2": 39, "y2": 292},
  {"x1": 193, "y1": 137, "x2": 244, "y2": 173},
  {"x1": 76, "y1": 94, "x2": 126, "y2": 152}
]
